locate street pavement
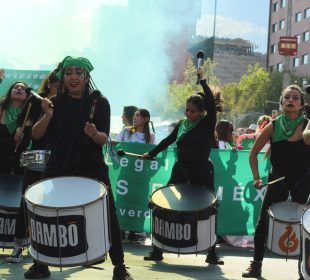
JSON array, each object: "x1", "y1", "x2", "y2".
[{"x1": 0, "y1": 239, "x2": 301, "y2": 280}]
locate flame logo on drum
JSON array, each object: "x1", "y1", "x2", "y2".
[{"x1": 278, "y1": 225, "x2": 299, "y2": 253}]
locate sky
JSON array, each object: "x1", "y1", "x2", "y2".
[{"x1": 0, "y1": 0, "x2": 269, "y2": 115}]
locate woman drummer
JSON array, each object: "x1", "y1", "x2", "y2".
[
  {"x1": 242, "y1": 84, "x2": 310, "y2": 279},
  {"x1": 28, "y1": 56, "x2": 133, "y2": 280},
  {"x1": 6, "y1": 67, "x2": 60, "y2": 263},
  {"x1": 142, "y1": 68, "x2": 224, "y2": 265},
  {"x1": 0, "y1": 79, "x2": 30, "y2": 175}
]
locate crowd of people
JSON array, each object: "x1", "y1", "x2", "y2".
[{"x1": 0, "y1": 59, "x2": 309, "y2": 280}]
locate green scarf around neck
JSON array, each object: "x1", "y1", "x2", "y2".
[
  {"x1": 5, "y1": 106, "x2": 22, "y2": 134},
  {"x1": 176, "y1": 116, "x2": 204, "y2": 143},
  {"x1": 272, "y1": 113, "x2": 305, "y2": 142}
]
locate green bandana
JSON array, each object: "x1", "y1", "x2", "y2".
[
  {"x1": 176, "y1": 116, "x2": 204, "y2": 143},
  {"x1": 5, "y1": 106, "x2": 22, "y2": 134},
  {"x1": 272, "y1": 113, "x2": 305, "y2": 142},
  {"x1": 58, "y1": 56, "x2": 94, "y2": 77}
]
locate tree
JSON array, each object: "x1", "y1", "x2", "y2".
[
  {"x1": 158, "y1": 58, "x2": 221, "y2": 120},
  {"x1": 221, "y1": 64, "x2": 270, "y2": 123}
]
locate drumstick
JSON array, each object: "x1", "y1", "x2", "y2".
[
  {"x1": 15, "y1": 103, "x2": 32, "y2": 152},
  {"x1": 116, "y1": 149, "x2": 154, "y2": 160},
  {"x1": 261, "y1": 176, "x2": 286, "y2": 187}
]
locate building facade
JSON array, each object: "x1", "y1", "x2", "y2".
[{"x1": 267, "y1": 0, "x2": 310, "y2": 80}]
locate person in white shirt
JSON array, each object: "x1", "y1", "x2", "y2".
[{"x1": 117, "y1": 108, "x2": 156, "y2": 144}]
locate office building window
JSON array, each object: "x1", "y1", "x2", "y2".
[
  {"x1": 293, "y1": 57, "x2": 299, "y2": 68},
  {"x1": 279, "y1": 19, "x2": 285, "y2": 29},
  {"x1": 272, "y1": 23, "x2": 278, "y2": 32},
  {"x1": 281, "y1": 0, "x2": 286, "y2": 8},
  {"x1": 271, "y1": 44, "x2": 277, "y2": 54},
  {"x1": 296, "y1": 34, "x2": 301, "y2": 44},
  {"x1": 277, "y1": 63, "x2": 283, "y2": 72},
  {"x1": 273, "y1": 2, "x2": 279, "y2": 12},
  {"x1": 305, "y1": 7, "x2": 310, "y2": 18},
  {"x1": 295, "y1": 12, "x2": 302, "y2": 22},
  {"x1": 302, "y1": 54, "x2": 309, "y2": 65},
  {"x1": 304, "y1": 31, "x2": 310, "y2": 42}
]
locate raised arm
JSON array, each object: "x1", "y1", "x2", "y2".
[{"x1": 32, "y1": 98, "x2": 53, "y2": 140}]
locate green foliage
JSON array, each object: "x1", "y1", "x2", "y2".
[
  {"x1": 154, "y1": 59, "x2": 307, "y2": 124},
  {"x1": 161, "y1": 58, "x2": 221, "y2": 120}
]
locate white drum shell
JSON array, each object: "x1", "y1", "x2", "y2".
[
  {"x1": 152, "y1": 216, "x2": 216, "y2": 253},
  {"x1": 301, "y1": 206, "x2": 310, "y2": 280},
  {"x1": 267, "y1": 201, "x2": 304, "y2": 257},
  {"x1": 25, "y1": 177, "x2": 110, "y2": 267}
]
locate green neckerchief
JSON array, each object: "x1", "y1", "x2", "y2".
[
  {"x1": 272, "y1": 113, "x2": 305, "y2": 142},
  {"x1": 5, "y1": 106, "x2": 22, "y2": 134},
  {"x1": 176, "y1": 116, "x2": 204, "y2": 143}
]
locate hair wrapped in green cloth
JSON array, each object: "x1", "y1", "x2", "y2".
[{"x1": 58, "y1": 56, "x2": 94, "y2": 77}]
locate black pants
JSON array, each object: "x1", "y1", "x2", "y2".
[
  {"x1": 15, "y1": 169, "x2": 42, "y2": 239},
  {"x1": 33, "y1": 166, "x2": 125, "y2": 268},
  {"x1": 253, "y1": 172, "x2": 310, "y2": 261}
]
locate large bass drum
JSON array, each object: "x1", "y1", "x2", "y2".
[
  {"x1": 149, "y1": 184, "x2": 217, "y2": 254},
  {"x1": 0, "y1": 175, "x2": 23, "y2": 248}
]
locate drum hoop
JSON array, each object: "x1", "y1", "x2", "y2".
[
  {"x1": 23, "y1": 150, "x2": 51, "y2": 154},
  {"x1": 150, "y1": 183, "x2": 217, "y2": 213},
  {"x1": 24, "y1": 176, "x2": 107, "y2": 210},
  {"x1": 268, "y1": 201, "x2": 304, "y2": 223},
  {"x1": 301, "y1": 205, "x2": 310, "y2": 235}
]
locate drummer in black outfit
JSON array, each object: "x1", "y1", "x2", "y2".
[
  {"x1": 6, "y1": 68, "x2": 60, "y2": 263},
  {"x1": 142, "y1": 68, "x2": 224, "y2": 265},
  {"x1": 25, "y1": 56, "x2": 133, "y2": 280}
]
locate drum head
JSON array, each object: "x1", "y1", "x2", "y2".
[
  {"x1": 25, "y1": 176, "x2": 106, "y2": 208},
  {"x1": 150, "y1": 184, "x2": 216, "y2": 211},
  {"x1": 0, "y1": 175, "x2": 23, "y2": 209},
  {"x1": 302, "y1": 206, "x2": 310, "y2": 233},
  {"x1": 269, "y1": 201, "x2": 304, "y2": 222}
]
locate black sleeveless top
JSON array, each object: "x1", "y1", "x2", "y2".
[{"x1": 270, "y1": 119, "x2": 310, "y2": 188}]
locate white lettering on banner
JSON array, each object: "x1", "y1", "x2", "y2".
[
  {"x1": 117, "y1": 180, "x2": 129, "y2": 195},
  {"x1": 255, "y1": 188, "x2": 266, "y2": 201},
  {"x1": 120, "y1": 158, "x2": 129, "y2": 167},
  {"x1": 0, "y1": 217, "x2": 15, "y2": 235},
  {"x1": 151, "y1": 183, "x2": 164, "y2": 193},
  {"x1": 234, "y1": 186, "x2": 244, "y2": 201},
  {"x1": 165, "y1": 159, "x2": 169, "y2": 171},
  {"x1": 154, "y1": 217, "x2": 191, "y2": 240},
  {"x1": 215, "y1": 185, "x2": 265, "y2": 202},
  {"x1": 31, "y1": 219, "x2": 78, "y2": 247},
  {"x1": 119, "y1": 208, "x2": 150, "y2": 218},
  {"x1": 134, "y1": 159, "x2": 143, "y2": 172},
  {"x1": 150, "y1": 160, "x2": 158, "y2": 170},
  {"x1": 216, "y1": 186, "x2": 223, "y2": 201}
]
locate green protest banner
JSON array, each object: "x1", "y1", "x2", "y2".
[
  {"x1": 106, "y1": 142, "x2": 271, "y2": 235},
  {"x1": 0, "y1": 69, "x2": 49, "y2": 97}
]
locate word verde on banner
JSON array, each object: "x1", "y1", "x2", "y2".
[
  {"x1": 106, "y1": 142, "x2": 271, "y2": 236},
  {"x1": 0, "y1": 69, "x2": 49, "y2": 97}
]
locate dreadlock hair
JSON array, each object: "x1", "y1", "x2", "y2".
[{"x1": 55, "y1": 69, "x2": 99, "y2": 136}]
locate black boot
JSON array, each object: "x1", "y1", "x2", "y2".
[
  {"x1": 242, "y1": 260, "x2": 262, "y2": 278},
  {"x1": 24, "y1": 263, "x2": 51, "y2": 279},
  {"x1": 143, "y1": 248, "x2": 163, "y2": 261},
  {"x1": 205, "y1": 251, "x2": 224, "y2": 265}
]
